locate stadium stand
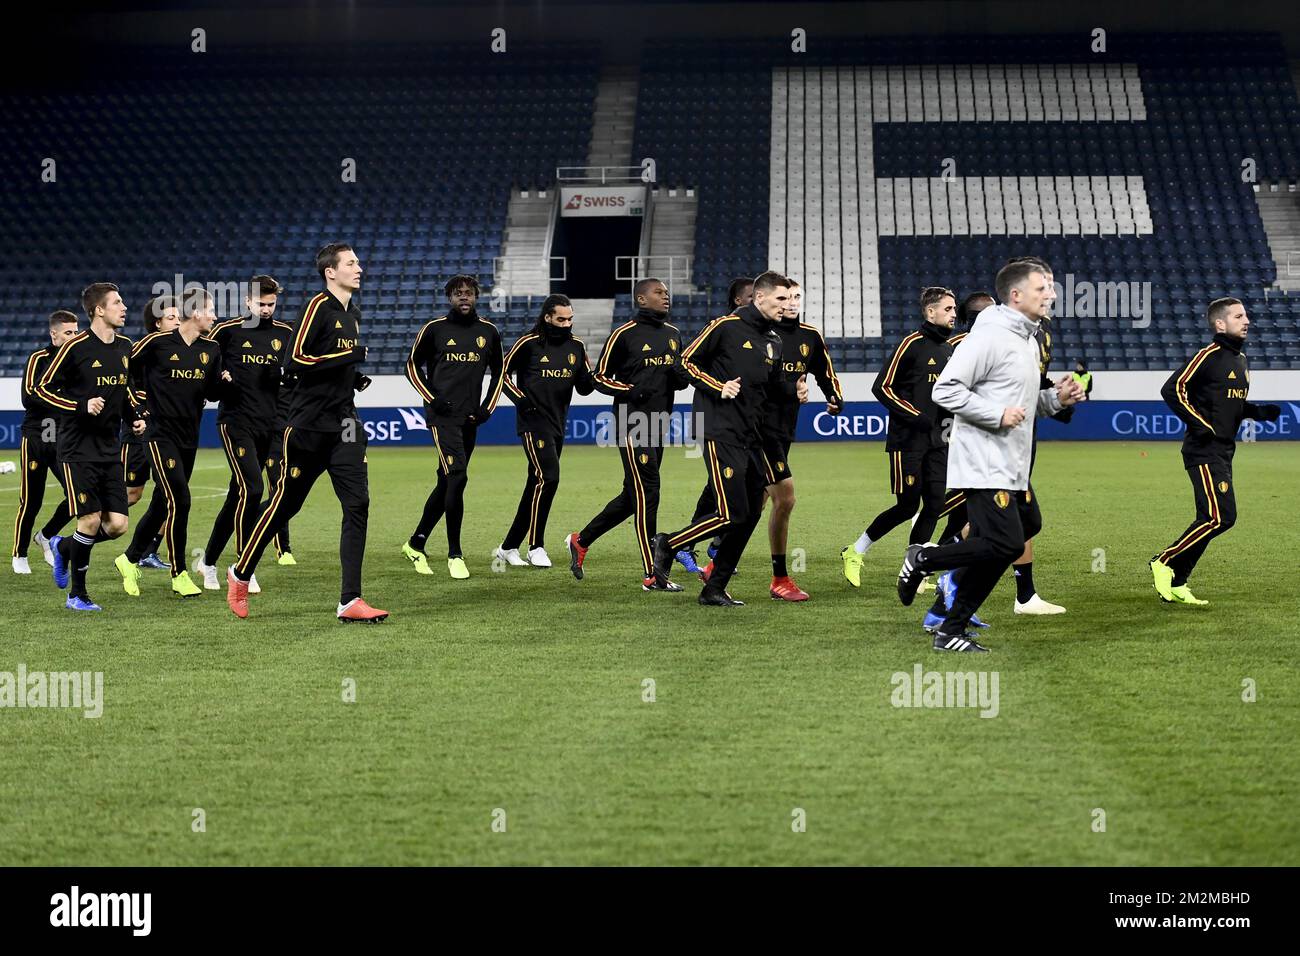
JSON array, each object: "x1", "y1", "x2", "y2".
[
  {"x1": 0, "y1": 43, "x2": 597, "y2": 376},
  {"x1": 633, "y1": 33, "x2": 1300, "y2": 371},
  {"x1": 3, "y1": 34, "x2": 1300, "y2": 377}
]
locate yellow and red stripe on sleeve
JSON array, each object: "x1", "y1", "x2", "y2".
[
  {"x1": 879, "y1": 331, "x2": 923, "y2": 416},
  {"x1": 291, "y1": 293, "x2": 353, "y2": 365},
  {"x1": 34, "y1": 332, "x2": 86, "y2": 412},
  {"x1": 1174, "y1": 344, "x2": 1218, "y2": 434}
]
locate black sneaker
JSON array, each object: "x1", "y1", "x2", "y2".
[
  {"x1": 699, "y1": 588, "x2": 744, "y2": 607},
  {"x1": 897, "y1": 543, "x2": 935, "y2": 606},
  {"x1": 642, "y1": 574, "x2": 684, "y2": 592},
  {"x1": 651, "y1": 532, "x2": 675, "y2": 586},
  {"x1": 932, "y1": 631, "x2": 990, "y2": 653}
]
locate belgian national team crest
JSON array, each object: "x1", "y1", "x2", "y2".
[
  {"x1": 799, "y1": 342, "x2": 810, "y2": 357},
  {"x1": 199, "y1": 352, "x2": 209, "y2": 365},
  {"x1": 994, "y1": 491, "x2": 1011, "y2": 509},
  {"x1": 476, "y1": 336, "x2": 486, "y2": 349},
  {"x1": 1218, "y1": 481, "x2": 1229, "y2": 493},
  {"x1": 272, "y1": 338, "x2": 282, "y2": 351}
]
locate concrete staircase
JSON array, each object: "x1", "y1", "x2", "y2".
[
  {"x1": 568, "y1": 298, "x2": 617, "y2": 360},
  {"x1": 1255, "y1": 186, "x2": 1300, "y2": 291},
  {"x1": 495, "y1": 190, "x2": 553, "y2": 296},
  {"x1": 586, "y1": 65, "x2": 638, "y2": 169},
  {"x1": 644, "y1": 190, "x2": 699, "y2": 294}
]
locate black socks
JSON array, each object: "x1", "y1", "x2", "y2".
[
  {"x1": 68, "y1": 531, "x2": 95, "y2": 600},
  {"x1": 1013, "y1": 562, "x2": 1036, "y2": 603}
]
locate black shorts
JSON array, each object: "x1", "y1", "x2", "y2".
[
  {"x1": 760, "y1": 435, "x2": 794, "y2": 483},
  {"x1": 120, "y1": 440, "x2": 151, "y2": 488},
  {"x1": 19, "y1": 434, "x2": 59, "y2": 472},
  {"x1": 430, "y1": 418, "x2": 478, "y2": 475},
  {"x1": 888, "y1": 449, "x2": 924, "y2": 496},
  {"x1": 62, "y1": 459, "x2": 128, "y2": 518}
]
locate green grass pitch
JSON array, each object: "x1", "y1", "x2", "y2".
[{"x1": 1, "y1": 440, "x2": 1296, "y2": 865}]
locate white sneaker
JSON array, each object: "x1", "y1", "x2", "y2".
[
  {"x1": 527, "y1": 547, "x2": 552, "y2": 568},
  {"x1": 12, "y1": 556, "x2": 31, "y2": 574},
  {"x1": 195, "y1": 560, "x2": 221, "y2": 591},
  {"x1": 248, "y1": 573, "x2": 261, "y2": 595},
  {"x1": 34, "y1": 531, "x2": 55, "y2": 567},
  {"x1": 1014, "y1": 593, "x2": 1066, "y2": 615},
  {"x1": 493, "y1": 546, "x2": 529, "y2": 567}
]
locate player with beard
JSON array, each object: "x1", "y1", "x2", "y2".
[
  {"x1": 1150, "y1": 298, "x2": 1278, "y2": 604},
  {"x1": 842, "y1": 287, "x2": 957, "y2": 586},
  {"x1": 195, "y1": 276, "x2": 293, "y2": 591}
]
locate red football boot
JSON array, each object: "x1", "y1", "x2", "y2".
[
  {"x1": 226, "y1": 566, "x2": 249, "y2": 619},
  {"x1": 566, "y1": 532, "x2": 588, "y2": 580},
  {"x1": 770, "y1": 576, "x2": 810, "y2": 602},
  {"x1": 338, "y1": 598, "x2": 390, "y2": 623}
]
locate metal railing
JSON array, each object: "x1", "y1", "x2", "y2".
[
  {"x1": 615, "y1": 255, "x2": 693, "y2": 294},
  {"x1": 556, "y1": 166, "x2": 644, "y2": 184}
]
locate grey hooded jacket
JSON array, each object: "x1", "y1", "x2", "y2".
[{"x1": 931, "y1": 304, "x2": 1063, "y2": 491}]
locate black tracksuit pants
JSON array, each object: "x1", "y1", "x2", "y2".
[
  {"x1": 580, "y1": 439, "x2": 664, "y2": 577},
  {"x1": 11, "y1": 435, "x2": 72, "y2": 558},
  {"x1": 1154, "y1": 459, "x2": 1237, "y2": 586},
  {"x1": 234, "y1": 427, "x2": 369, "y2": 604},
  {"x1": 865, "y1": 446, "x2": 949, "y2": 546},
  {"x1": 503, "y1": 429, "x2": 563, "y2": 552},
  {"x1": 125, "y1": 441, "x2": 197, "y2": 577},
  {"x1": 412, "y1": 418, "x2": 478, "y2": 559},
  {"x1": 205, "y1": 424, "x2": 290, "y2": 566},
  {"x1": 664, "y1": 439, "x2": 768, "y2": 593}
]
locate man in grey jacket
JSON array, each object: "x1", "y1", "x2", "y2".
[{"x1": 896, "y1": 260, "x2": 1083, "y2": 652}]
